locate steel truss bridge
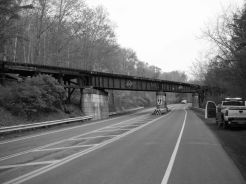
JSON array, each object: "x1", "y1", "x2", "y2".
[{"x1": 0, "y1": 61, "x2": 204, "y2": 93}]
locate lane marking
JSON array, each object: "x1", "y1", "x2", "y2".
[
  {"x1": 69, "y1": 135, "x2": 116, "y2": 140},
  {"x1": 0, "y1": 160, "x2": 60, "y2": 169},
  {"x1": 111, "y1": 125, "x2": 139, "y2": 128},
  {"x1": 0, "y1": 118, "x2": 117, "y2": 145},
  {"x1": 4, "y1": 111, "x2": 174, "y2": 184},
  {"x1": 161, "y1": 109, "x2": 187, "y2": 184},
  {"x1": 34, "y1": 145, "x2": 97, "y2": 151},
  {"x1": 0, "y1": 118, "x2": 118, "y2": 145},
  {"x1": 0, "y1": 109, "x2": 151, "y2": 145},
  {"x1": 0, "y1": 115, "x2": 148, "y2": 162},
  {"x1": 95, "y1": 128, "x2": 132, "y2": 132}
]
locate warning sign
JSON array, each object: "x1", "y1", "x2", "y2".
[{"x1": 157, "y1": 96, "x2": 162, "y2": 105}]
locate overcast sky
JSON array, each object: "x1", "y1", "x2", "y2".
[{"x1": 87, "y1": 0, "x2": 244, "y2": 75}]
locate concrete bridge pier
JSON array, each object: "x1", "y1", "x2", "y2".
[
  {"x1": 192, "y1": 93, "x2": 199, "y2": 108},
  {"x1": 80, "y1": 88, "x2": 109, "y2": 120},
  {"x1": 192, "y1": 92, "x2": 206, "y2": 108},
  {"x1": 153, "y1": 91, "x2": 168, "y2": 115}
]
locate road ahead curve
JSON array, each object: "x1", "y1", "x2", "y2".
[{"x1": 0, "y1": 104, "x2": 245, "y2": 184}]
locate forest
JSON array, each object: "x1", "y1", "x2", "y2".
[
  {"x1": 192, "y1": 2, "x2": 246, "y2": 99},
  {"x1": 0, "y1": 0, "x2": 188, "y2": 79},
  {"x1": 0, "y1": 0, "x2": 189, "y2": 123}
]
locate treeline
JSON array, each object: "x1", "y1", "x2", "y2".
[
  {"x1": 0, "y1": 0, "x2": 166, "y2": 79},
  {"x1": 1, "y1": 0, "x2": 188, "y2": 115},
  {"x1": 192, "y1": 3, "x2": 246, "y2": 99},
  {"x1": 0, "y1": 0, "x2": 189, "y2": 81}
]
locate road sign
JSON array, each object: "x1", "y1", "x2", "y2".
[
  {"x1": 126, "y1": 80, "x2": 133, "y2": 88},
  {"x1": 157, "y1": 96, "x2": 162, "y2": 105}
]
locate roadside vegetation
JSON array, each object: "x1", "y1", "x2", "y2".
[
  {"x1": 191, "y1": 2, "x2": 246, "y2": 100},
  {"x1": 0, "y1": 0, "x2": 189, "y2": 125},
  {"x1": 0, "y1": 75, "x2": 66, "y2": 123}
]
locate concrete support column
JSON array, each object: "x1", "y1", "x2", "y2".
[
  {"x1": 81, "y1": 88, "x2": 109, "y2": 120},
  {"x1": 0, "y1": 73, "x2": 5, "y2": 86},
  {"x1": 153, "y1": 91, "x2": 168, "y2": 115},
  {"x1": 0, "y1": 62, "x2": 5, "y2": 86},
  {"x1": 198, "y1": 91, "x2": 205, "y2": 108},
  {"x1": 192, "y1": 93, "x2": 199, "y2": 108}
]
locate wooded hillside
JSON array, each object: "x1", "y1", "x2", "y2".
[
  {"x1": 0, "y1": 0, "x2": 188, "y2": 119},
  {"x1": 192, "y1": 3, "x2": 246, "y2": 99}
]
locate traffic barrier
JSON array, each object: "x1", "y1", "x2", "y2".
[
  {"x1": 0, "y1": 107, "x2": 145, "y2": 135},
  {"x1": 0, "y1": 115, "x2": 93, "y2": 134},
  {"x1": 152, "y1": 108, "x2": 169, "y2": 115}
]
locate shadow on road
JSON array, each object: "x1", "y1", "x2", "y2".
[{"x1": 191, "y1": 108, "x2": 246, "y2": 181}]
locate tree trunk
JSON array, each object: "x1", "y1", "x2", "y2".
[{"x1": 13, "y1": 37, "x2": 18, "y2": 62}]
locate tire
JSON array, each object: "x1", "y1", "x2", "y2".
[{"x1": 222, "y1": 120, "x2": 229, "y2": 129}]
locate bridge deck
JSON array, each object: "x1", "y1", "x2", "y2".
[{"x1": 0, "y1": 61, "x2": 200, "y2": 93}]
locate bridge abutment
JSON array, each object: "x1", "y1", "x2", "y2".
[
  {"x1": 192, "y1": 93, "x2": 199, "y2": 108},
  {"x1": 80, "y1": 88, "x2": 109, "y2": 120}
]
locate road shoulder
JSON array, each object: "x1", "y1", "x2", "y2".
[
  {"x1": 191, "y1": 108, "x2": 246, "y2": 182},
  {"x1": 168, "y1": 109, "x2": 245, "y2": 184}
]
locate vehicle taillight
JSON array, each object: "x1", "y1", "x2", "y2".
[{"x1": 225, "y1": 110, "x2": 228, "y2": 116}]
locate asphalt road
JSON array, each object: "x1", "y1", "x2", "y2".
[{"x1": 0, "y1": 104, "x2": 245, "y2": 184}]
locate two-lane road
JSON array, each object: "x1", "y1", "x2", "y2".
[{"x1": 0, "y1": 104, "x2": 245, "y2": 184}]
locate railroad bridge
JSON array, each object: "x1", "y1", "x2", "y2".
[{"x1": 0, "y1": 61, "x2": 216, "y2": 119}]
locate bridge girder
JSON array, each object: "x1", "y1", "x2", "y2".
[{"x1": 0, "y1": 61, "x2": 200, "y2": 93}]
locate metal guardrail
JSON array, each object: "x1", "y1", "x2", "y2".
[
  {"x1": 0, "y1": 116, "x2": 93, "y2": 134},
  {"x1": 0, "y1": 107, "x2": 144, "y2": 134}
]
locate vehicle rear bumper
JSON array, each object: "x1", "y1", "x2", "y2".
[{"x1": 228, "y1": 118, "x2": 246, "y2": 125}]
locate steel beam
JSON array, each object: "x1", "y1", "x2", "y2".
[{"x1": 1, "y1": 61, "x2": 201, "y2": 93}]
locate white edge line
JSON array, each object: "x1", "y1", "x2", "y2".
[
  {"x1": 0, "y1": 114, "x2": 148, "y2": 162},
  {"x1": 0, "y1": 109, "x2": 148, "y2": 145},
  {"x1": 161, "y1": 109, "x2": 187, "y2": 184},
  {"x1": 4, "y1": 111, "x2": 174, "y2": 184}
]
